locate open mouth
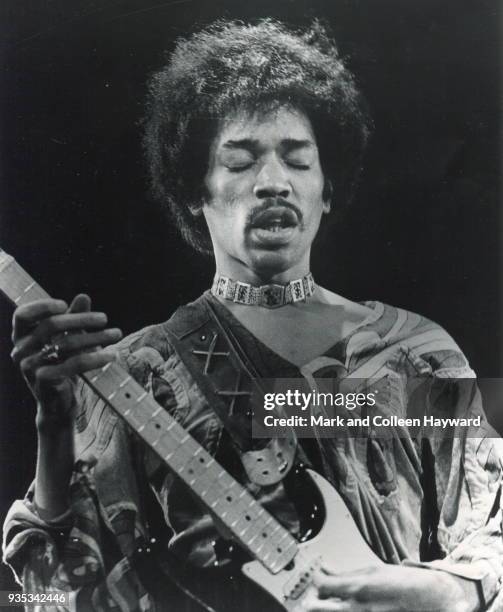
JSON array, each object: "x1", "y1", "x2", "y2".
[
  {"x1": 249, "y1": 207, "x2": 298, "y2": 232},
  {"x1": 248, "y1": 206, "x2": 299, "y2": 246}
]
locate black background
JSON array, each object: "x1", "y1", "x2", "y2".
[{"x1": 0, "y1": 0, "x2": 501, "y2": 590}]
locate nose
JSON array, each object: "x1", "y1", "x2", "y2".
[{"x1": 253, "y1": 156, "x2": 291, "y2": 200}]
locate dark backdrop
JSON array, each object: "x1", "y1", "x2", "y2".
[{"x1": 0, "y1": 0, "x2": 501, "y2": 590}]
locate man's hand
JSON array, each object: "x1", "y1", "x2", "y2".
[
  {"x1": 11, "y1": 294, "x2": 122, "y2": 433},
  {"x1": 299, "y1": 565, "x2": 480, "y2": 612}
]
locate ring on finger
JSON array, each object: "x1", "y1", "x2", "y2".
[{"x1": 40, "y1": 343, "x2": 61, "y2": 363}]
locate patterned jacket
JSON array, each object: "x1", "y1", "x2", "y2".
[{"x1": 3, "y1": 294, "x2": 503, "y2": 611}]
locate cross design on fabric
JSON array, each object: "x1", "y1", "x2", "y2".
[
  {"x1": 192, "y1": 332, "x2": 230, "y2": 374},
  {"x1": 216, "y1": 369, "x2": 252, "y2": 415}
]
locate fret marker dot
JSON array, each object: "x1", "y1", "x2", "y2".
[
  {"x1": 155, "y1": 423, "x2": 160, "y2": 429},
  {"x1": 226, "y1": 496, "x2": 232, "y2": 502},
  {"x1": 125, "y1": 393, "x2": 131, "y2": 398}
]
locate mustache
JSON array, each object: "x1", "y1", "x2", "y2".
[{"x1": 246, "y1": 198, "x2": 303, "y2": 228}]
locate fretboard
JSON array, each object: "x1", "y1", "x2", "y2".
[{"x1": 0, "y1": 248, "x2": 298, "y2": 574}]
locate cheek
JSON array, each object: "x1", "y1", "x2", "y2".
[
  {"x1": 207, "y1": 170, "x2": 251, "y2": 204},
  {"x1": 205, "y1": 175, "x2": 251, "y2": 228},
  {"x1": 203, "y1": 195, "x2": 246, "y2": 245},
  {"x1": 304, "y1": 180, "x2": 327, "y2": 221}
]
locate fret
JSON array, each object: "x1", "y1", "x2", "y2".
[
  {"x1": 119, "y1": 376, "x2": 132, "y2": 388},
  {"x1": 0, "y1": 257, "x2": 50, "y2": 304},
  {"x1": 136, "y1": 390, "x2": 148, "y2": 403},
  {"x1": 14, "y1": 280, "x2": 37, "y2": 303},
  {"x1": 89, "y1": 371, "x2": 102, "y2": 384},
  {"x1": 0, "y1": 248, "x2": 299, "y2": 575}
]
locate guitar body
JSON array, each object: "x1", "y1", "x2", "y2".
[
  {"x1": 241, "y1": 469, "x2": 383, "y2": 611},
  {"x1": 158, "y1": 469, "x2": 383, "y2": 612}
]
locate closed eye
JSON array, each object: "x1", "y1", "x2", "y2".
[
  {"x1": 286, "y1": 161, "x2": 310, "y2": 170},
  {"x1": 226, "y1": 163, "x2": 253, "y2": 173}
]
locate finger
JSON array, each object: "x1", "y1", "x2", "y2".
[
  {"x1": 11, "y1": 333, "x2": 41, "y2": 364},
  {"x1": 314, "y1": 572, "x2": 362, "y2": 600},
  {"x1": 34, "y1": 312, "x2": 108, "y2": 343},
  {"x1": 12, "y1": 324, "x2": 117, "y2": 365},
  {"x1": 35, "y1": 350, "x2": 117, "y2": 384},
  {"x1": 19, "y1": 328, "x2": 122, "y2": 378},
  {"x1": 49, "y1": 295, "x2": 92, "y2": 345},
  {"x1": 303, "y1": 602, "x2": 352, "y2": 612},
  {"x1": 12, "y1": 299, "x2": 68, "y2": 342},
  {"x1": 319, "y1": 565, "x2": 375, "y2": 577},
  {"x1": 67, "y1": 294, "x2": 91, "y2": 314},
  {"x1": 59, "y1": 328, "x2": 122, "y2": 354},
  {"x1": 14, "y1": 312, "x2": 109, "y2": 359},
  {"x1": 300, "y1": 589, "x2": 352, "y2": 612}
]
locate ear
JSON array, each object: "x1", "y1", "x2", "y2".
[
  {"x1": 322, "y1": 180, "x2": 333, "y2": 214},
  {"x1": 188, "y1": 202, "x2": 204, "y2": 217}
]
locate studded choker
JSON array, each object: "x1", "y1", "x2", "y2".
[{"x1": 211, "y1": 273, "x2": 315, "y2": 308}]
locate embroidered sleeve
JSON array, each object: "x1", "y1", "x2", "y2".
[
  {"x1": 410, "y1": 333, "x2": 503, "y2": 611},
  {"x1": 2, "y1": 375, "x2": 156, "y2": 611}
]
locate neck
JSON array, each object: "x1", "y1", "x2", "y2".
[{"x1": 213, "y1": 255, "x2": 310, "y2": 286}]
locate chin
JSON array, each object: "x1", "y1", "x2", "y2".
[{"x1": 247, "y1": 249, "x2": 296, "y2": 278}]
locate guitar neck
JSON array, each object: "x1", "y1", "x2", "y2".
[{"x1": 0, "y1": 249, "x2": 298, "y2": 574}]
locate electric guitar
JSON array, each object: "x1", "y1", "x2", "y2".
[{"x1": 0, "y1": 248, "x2": 383, "y2": 611}]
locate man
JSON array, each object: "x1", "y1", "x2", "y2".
[{"x1": 3, "y1": 19, "x2": 502, "y2": 612}]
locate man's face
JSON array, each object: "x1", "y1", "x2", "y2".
[{"x1": 202, "y1": 106, "x2": 329, "y2": 282}]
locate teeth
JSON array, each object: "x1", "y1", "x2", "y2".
[
  {"x1": 253, "y1": 220, "x2": 294, "y2": 232},
  {"x1": 265, "y1": 221, "x2": 283, "y2": 231}
]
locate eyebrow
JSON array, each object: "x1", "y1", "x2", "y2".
[{"x1": 222, "y1": 138, "x2": 314, "y2": 151}]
